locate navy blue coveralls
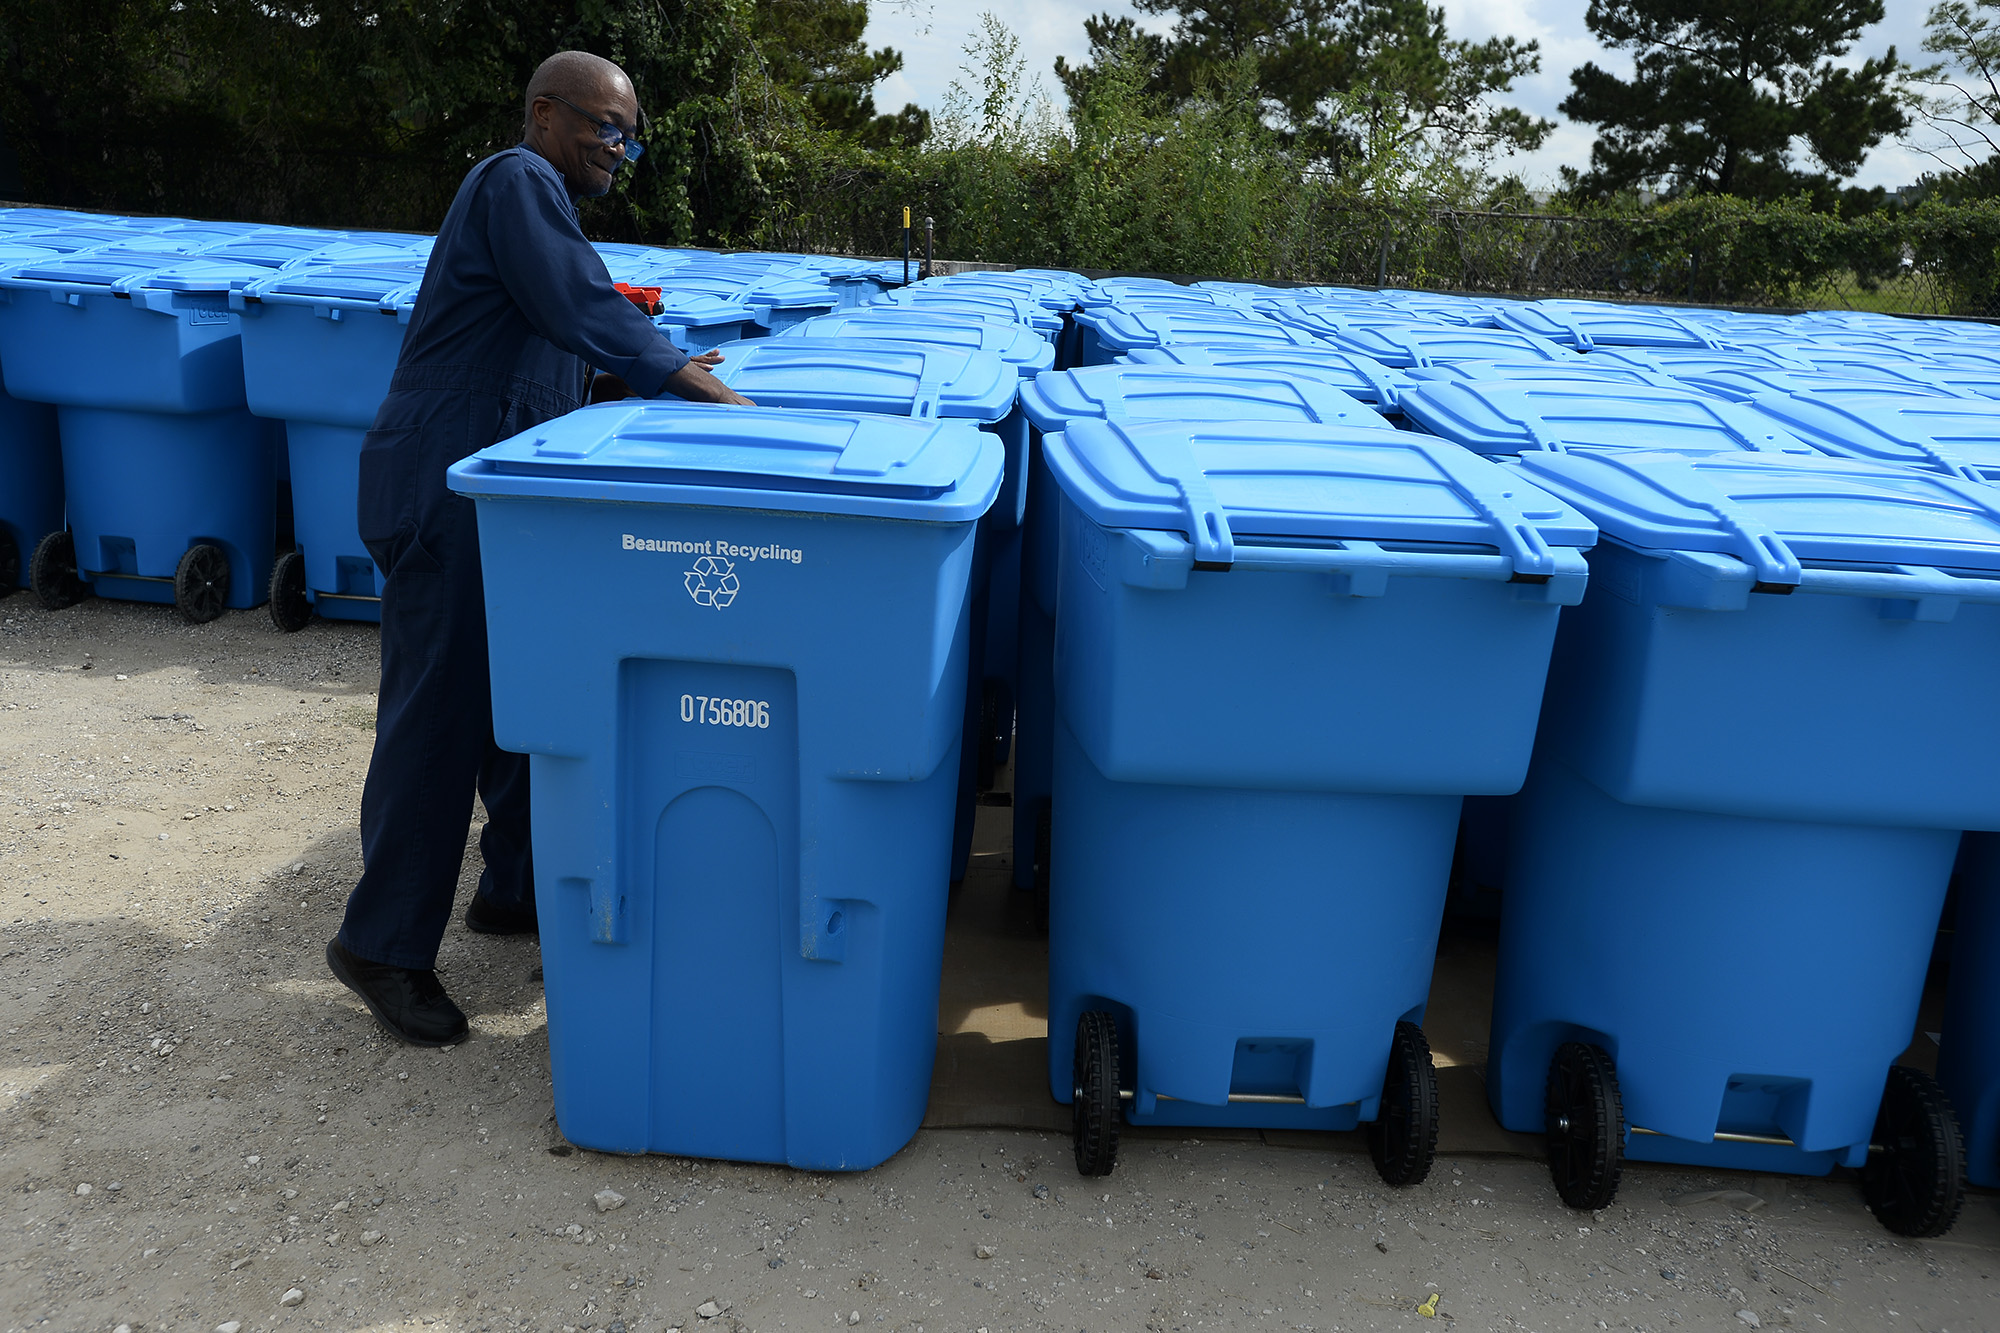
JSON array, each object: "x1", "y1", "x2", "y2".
[{"x1": 336, "y1": 145, "x2": 689, "y2": 970}]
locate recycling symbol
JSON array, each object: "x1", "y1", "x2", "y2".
[{"x1": 684, "y1": 555, "x2": 740, "y2": 609}]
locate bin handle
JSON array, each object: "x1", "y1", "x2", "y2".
[
  {"x1": 1795, "y1": 562, "x2": 2000, "y2": 616},
  {"x1": 1149, "y1": 536, "x2": 1590, "y2": 602}
]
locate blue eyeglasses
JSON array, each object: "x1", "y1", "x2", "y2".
[{"x1": 546, "y1": 94, "x2": 645, "y2": 163}]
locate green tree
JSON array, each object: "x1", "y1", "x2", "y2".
[
  {"x1": 1561, "y1": 0, "x2": 1914, "y2": 201},
  {"x1": 1915, "y1": 1, "x2": 2000, "y2": 194},
  {"x1": 746, "y1": 0, "x2": 929, "y2": 146},
  {"x1": 1053, "y1": 1, "x2": 1549, "y2": 190}
]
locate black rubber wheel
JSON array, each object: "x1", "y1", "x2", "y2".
[
  {"x1": 28, "y1": 530, "x2": 89, "y2": 610},
  {"x1": 174, "y1": 543, "x2": 230, "y2": 624},
  {"x1": 1032, "y1": 796, "x2": 1052, "y2": 938},
  {"x1": 1546, "y1": 1041, "x2": 1624, "y2": 1211},
  {"x1": 1072, "y1": 1010, "x2": 1121, "y2": 1177},
  {"x1": 0, "y1": 529, "x2": 18, "y2": 596},
  {"x1": 267, "y1": 549, "x2": 311, "y2": 632},
  {"x1": 1370, "y1": 1020, "x2": 1441, "y2": 1186},
  {"x1": 1863, "y1": 1064, "x2": 1967, "y2": 1238}
]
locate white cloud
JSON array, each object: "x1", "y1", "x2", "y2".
[{"x1": 863, "y1": 0, "x2": 1938, "y2": 191}]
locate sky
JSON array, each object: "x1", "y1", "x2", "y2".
[{"x1": 860, "y1": 0, "x2": 1940, "y2": 192}]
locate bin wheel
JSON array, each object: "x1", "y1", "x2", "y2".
[
  {"x1": 1032, "y1": 797, "x2": 1052, "y2": 938},
  {"x1": 1863, "y1": 1064, "x2": 1966, "y2": 1238},
  {"x1": 1546, "y1": 1041, "x2": 1624, "y2": 1211},
  {"x1": 0, "y1": 529, "x2": 17, "y2": 595},
  {"x1": 174, "y1": 544, "x2": 230, "y2": 624},
  {"x1": 28, "y1": 530, "x2": 89, "y2": 611},
  {"x1": 267, "y1": 550, "x2": 312, "y2": 632},
  {"x1": 1072, "y1": 1010, "x2": 1122, "y2": 1177},
  {"x1": 1369, "y1": 1020, "x2": 1440, "y2": 1186}
]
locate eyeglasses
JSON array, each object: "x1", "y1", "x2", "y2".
[{"x1": 545, "y1": 94, "x2": 645, "y2": 163}]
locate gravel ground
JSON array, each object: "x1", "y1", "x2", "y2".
[{"x1": 3, "y1": 593, "x2": 1998, "y2": 1333}]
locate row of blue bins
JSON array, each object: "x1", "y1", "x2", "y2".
[{"x1": 8, "y1": 206, "x2": 2000, "y2": 1239}]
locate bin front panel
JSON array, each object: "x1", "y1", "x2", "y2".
[
  {"x1": 58, "y1": 405, "x2": 274, "y2": 606},
  {"x1": 1045, "y1": 712, "x2": 1457, "y2": 1114},
  {"x1": 1488, "y1": 755, "x2": 1957, "y2": 1156},
  {"x1": 1045, "y1": 419, "x2": 1595, "y2": 791},
  {"x1": 1399, "y1": 380, "x2": 1817, "y2": 457},
  {"x1": 241, "y1": 301, "x2": 408, "y2": 427}
]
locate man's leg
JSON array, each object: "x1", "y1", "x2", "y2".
[
  {"x1": 467, "y1": 744, "x2": 536, "y2": 932},
  {"x1": 337, "y1": 497, "x2": 494, "y2": 971}
]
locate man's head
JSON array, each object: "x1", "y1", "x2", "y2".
[{"x1": 523, "y1": 51, "x2": 641, "y2": 199}]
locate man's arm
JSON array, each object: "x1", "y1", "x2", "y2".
[{"x1": 480, "y1": 156, "x2": 719, "y2": 399}]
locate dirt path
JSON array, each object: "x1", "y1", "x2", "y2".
[{"x1": 4, "y1": 595, "x2": 1996, "y2": 1333}]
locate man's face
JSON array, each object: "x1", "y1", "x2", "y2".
[{"x1": 531, "y1": 80, "x2": 640, "y2": 199}]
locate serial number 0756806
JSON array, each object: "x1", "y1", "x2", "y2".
[{"x1": 680, "y1": 694, "x2": 772, "y2": 729}]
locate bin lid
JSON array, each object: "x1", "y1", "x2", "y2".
[
  {"x1": 905, "y1": 274, "x2": 1083, "y2": 311},
  {"x1": 1673, "y1": 368, "x2": 1979, "y2": 404},
  {"x1": 1020, "y1": 365, "x2": 1394, "y2": 433},
  {"x1": 201, "y1": 235, "x2": 358, "y2": 267},
  {"x1": 1401, "y1": 360, "x2": 1677, "y2": 389},
  {"x1": 1321, "y1": 324, "x2": 1571, "y2": 367},
  {"x1": 705, "y1": 338, "x2": 1016, "y2": 421},
  {"x1": 1042, "y1": 416, "x2": 1595, "y2": 574},
  {"x1": 243, "y1": 263, "x2": 427, "y2": 309},
  {"x1": 1492, "y1": 304, "x2": 1724, "y2": 350},
  {"x1": 658, "y1": 270, "x2": 835, "y2": 310},
  {"x1": 1589, "y1": 346, "x2": 1818, "y2": 373},
  {"x1": 873, "y1": 289, "x2": 1065, "y2": 333},
  {"x1": 1117, "y1": 345, "x2": 1408, "y2": 410},
  {"x1": 650, "y1": 289, "x2": 757, "y2": 326},
  {"x1": 0, "y1": 252, "x2": 266, "y2": 293},
  {"x1": 1398, "y1": 380, "x2": 1818, "y2": 456},
  {"x1": 1513, "y1": 448, "x2": 2000, "y2": 583},
  {"x1": 778, "y1": 311, "x2": 1055, "y2": 375},
  {"x1": 1745, "y1": 391, "x2": 2000, "y2": 483},
  {"x1": 1077, "y1": 308, "x2": 1321, "y2": 353},
  {"x1": 452, "y1": 401, "x2": 1002, "y2": 523}
]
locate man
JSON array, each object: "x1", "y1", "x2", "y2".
[{"x1": 326, "y1": 50, "x2": 752, "y2": 1046}]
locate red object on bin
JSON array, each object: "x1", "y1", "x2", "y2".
[{"x1": 614, "y1": 282, "x2": 663, "y2": 316}]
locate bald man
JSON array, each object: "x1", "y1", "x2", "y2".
[{"x1": 327, "y1": 51, "x2": 752, "y2": 1045}]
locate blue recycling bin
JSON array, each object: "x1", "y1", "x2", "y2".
[
  {"x1": 1044, "y1": 417, "x2": 1593, "y2": 1180},
  {"x1": 655, "y1": 266, "x2": 836, "y2": 334},
  {"x1": 447, "y1": 402, "x2": 1000, "y2": 1168},
  {"x1": 1487, "y1": 449, "x2": 2000, "y2": 1234},
  {"x1": 1012, "y1": 366, "x2": 1398, "y2": 906},
  {"x1": 237, "y1": 264, "x2": 428, "y2": 626},
  {"x1": 1940, "y1": 833, "x2": 2000, "y2": 1188},
  {"x1": 0, "y1": 255, "x2": 278, "y2": 619},
  {"x1": 705, "y1": 336, "x2": 1025, "y2": 874},
  {"x1": 779, "y1": 311, "x2": 1055, "y2": 378}
]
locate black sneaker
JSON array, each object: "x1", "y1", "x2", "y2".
[
  {"x1": 465, "y1": 890, "x2": 538, "y2": 936},
  {"x1": 325, "y1": 938, "x2": 469, "y2": 1046}
]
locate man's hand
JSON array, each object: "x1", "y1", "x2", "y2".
[
  {"x1": 689, "y1": 349, "x2": 726, "y2": 369},
  {"x1": 589, "y1": 371, "x2": 635, "y2": 404},
  {"x1": 663, "y1": 358, "x2": 754, "y2": 406}
]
